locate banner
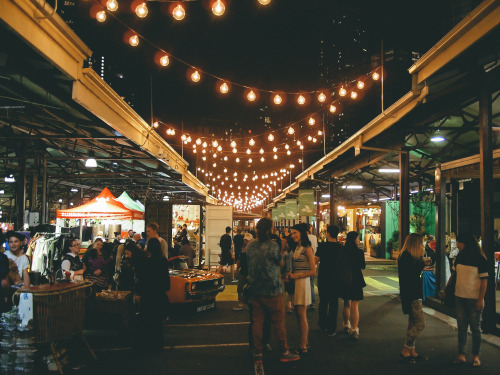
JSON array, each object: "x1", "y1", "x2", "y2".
[
  {"x1": 285, "y1": 199, "x2": 297, "y2": 219},
  {"x1": 277, "y1": 203, "x2": 286, "y2": 221},
  {"x1": 299, "y1": 189, "x2": 315, "y2": 216},
  {"x1": 272, "y1": 208, "x2": 279, "y2": 222}
]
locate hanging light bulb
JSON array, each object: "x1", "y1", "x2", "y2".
[
  {"x1": 202, "y1": 142, "x2": 207, "y2": 148},
  {"x1": 202, "y1": 156, "x2": 206, "y2": 161},
  {"x1": 246, "y1": 149, "x2": 251, "y2": 155},
  {"x1": 135, "y1": 3, "x2": 148, "y2": 18},
  {"x1": 288, "y1": 127, "x2": 295, "y2": 135},
  {"x1": 274, "y1": 154, "x2": 278, "y2": 159},
  {"x1": 308, "y1": 117, "x2": 315, "y2": 126},
  {"x1": 308, "y1": 135, "x2": 312, "y2": 141},
  {"x1": 191, "y1": 70, "x2": 201, "y2": 82},
  {"x1": 258, "y1": 0, "x2": 271, "y2": 5},
  {"x1": 196, "y1": 138, "x2": 202, "y2": 145},
  {"x1": 351, "y1": 91, "x2": 358, "y2": 99},
  {"x1": 129, "y1": 35, "x2": 140, "y2": 47},
  {"x1": 247, "y1": 90, "x2": 256, "y2": 102},
  {"x1": 213, "y1": 153, "x2": 217, "y2": 158},
  {"x1": 160, "y1": 55, "x2": 170, "y2": 67},
  {"x1": 329, "y1": 104, "x2": 337, "y2": 113},
  {"x1": 232, "y1": 148, "x2": 237, "y2": 153},
  {"x1": 259, "y1": 148, "x2": 264, "y2": 154},
  {"x1": 318, "y1": 130, "x2": 323, "y2": 136},
  {"x1": 106, "y1": 0, "x2": 118, "y2": 12},
  {"x1": 260, "y1": 157, "x2": 265, "y2": 162},
  {"x1": 96, "y1": 10, "x2": 107, "y2": 23},
  {"x1": 223, "y1": 156, "x2": 228, "y2": 161},
  {"x1": 229, "y1": 141, "x2": 236, "y2": 148},
  {"x1": 297, "y1": 95, "x2": 306, "y2": 105},
  {"x1": 318, "y1": 92, "x2": 326, "y2": 102},
  {"x1": 339, "y1": 87, "x2": 347, "y2": 96},
  {"x1": 236, "y1": 157, "x2": 240, "y2": 163},
  {"x1": 268, "y1": 133, "x2": 274, "y2": 142},
  {"x1": 212, "y1": 140, "x2": 219, "y2": 148},
  {"x1": 220, "y1": 82, "x2": 229, "y2": 94},
  {"x1": 217, "y1": 145, "x2": 222, "y2": 152},
  {"x1": 248, "y1": 158, "x2": 253, "y2": 163},
  {"x1": 372, "y1": 71, "x2": 380, "y2": 80},
  {"x1": 285, "y1": 144, "x2": 290, "y2": 150},
  {"x1": 173, "y1": 4, "x2": 185, "y2": 20},
  {"x1": 187, "y1": 136, "x2": 191, "y2": 143},
  {"x1": 273, "y1": 94, "x2": 282, "y2": 105},
  {"x1": 357, "y1": 81, "x2": 365, "y2": 90},
  {"x1": 213, "y1": 163, "x2": 217, "y2": 168},
  {"x1": 181, "y1": 134, "x2": 187, "y2": 142},
  {"x1": 273, "y1": 147, "x2": 278, "y2": 152},
  {"x1": 212, "y1": 0, "x2": 225, "y2": 16},
  {"x1": 202, "y1": 149, "x2": 206, "y2": 154},
  {"x1": 312, "y1": 138, "x2": 317, "y2": 143},
  {"x1": 287, "y1": 150, "x2": 291, "y2": 155},
  {"x1": 296, "y1": 140, "x2": 302, "y2": 146},
  {"x1": 249, "y1": 138, "x2": 256, "y2": 146}
]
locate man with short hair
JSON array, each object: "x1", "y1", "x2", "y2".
[
  {"x1": 128, "y1": 229, "x2": 135, "y2": 239},
  {"x1": 6, "y1": 232, "x2": 30, "y2": 286},
  {"x1": 217, "y1": 226, "x2": 234, "y2": 279},
  {"x1": 315, "y1": 225, "x2": 342, "y2": 336},
  {"x1": 137, "y1": 232, "x2": 147, "y2": 250},
  {"x1": 307, "y1": 224, "x2": 319, "y2": 310},
  {"x1": 146, "y1": 223, "x2": 169, "y2": 258}
]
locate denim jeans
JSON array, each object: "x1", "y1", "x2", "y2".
[
  {"x1": 318, "y1": 286, "x2": 338, "y2": 332},
  {"x1": 405, "y1": 299, "x2": 425, "y2": 348},
  {"x1": 455, "y1": 296, "x2": 482, "y2": 355}
]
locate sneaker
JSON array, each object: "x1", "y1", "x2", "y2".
[
  {"x1": 232, "y1": 279, "x2": 238, "y2": 283},
  {"x1": 254, "y1": 353, "x2": 263, "y2": 364},
  {"x1": 264, "y1": 343, "x2": 272, "y2": 352},
  {"x1": 232, "y1": 305, "x2": 244, "y2": 311},
  {"x1": 327, "y1": 331, "x2": 337, "y2": 337},
  {"x1": 279, "y1": 351, "x2": 300, "y2": 362}
]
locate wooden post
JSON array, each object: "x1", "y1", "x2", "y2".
[
  {"x1": 434, "y1": 164, "x2": 447, "y2": 294},
  {"x1": 398, "y1": 151, "x2": 409, "y2": 252},
  {"x1": 316, "y1": 189, "x2": 321, "y2": 237},
  {"x1": 478, "y1": 79, "x2": 495, "y2": 333},
  {"x1": 450, "y1": 180, "x2": 458, "y2": 235}
]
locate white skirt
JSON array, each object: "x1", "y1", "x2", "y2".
[{"x1": 293, "y1": 277, "x2": 311, "y2": 306}]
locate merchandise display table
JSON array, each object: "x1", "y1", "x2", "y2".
[{"x1": 88, "y1": 290, "x2": 134, "y2": 329}]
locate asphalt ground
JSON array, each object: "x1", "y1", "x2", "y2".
[{"x1": 54, "y1": 265, "x2": 500, "y2": 375}]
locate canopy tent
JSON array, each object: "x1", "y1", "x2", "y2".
[
  {"x1": 56, "y1": 187, "x2": 144, "y2": 220},
  {"x1": 116, "y1": 191, "x2": 145, "y2": 212},
  {"x1": 135, "y1": 200, "x2": 145, "y2": 211}
]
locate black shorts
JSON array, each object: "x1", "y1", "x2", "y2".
[{"x1": 220, "y1": 251, "x2": 234, "y2": 266}]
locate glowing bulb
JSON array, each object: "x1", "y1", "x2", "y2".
[
  {"x1": 258, "y1": 0, "x2": 271, "y2": 5},
  {"x1": 285, "y1": 144, "x2": 289, "y2": 150},
  {"x1": 318, "y1": 92, "x2": 326, "y2": 102},
  {"x1": 135, "y1": 3, "x2": 148, "y2": 18},
  {"x1": 339, "y1": 87, "x2": 347, "y2": 96},
  {"x1": 196, "y1": 138, "x2": 202, "y2": 145},
  {"x1": 268, "y1": 134, "x2": 274, "y2": 142},
  {"x1": 212, "y1": 0, "x2": 225, "y2": 16},
  {"x1": 247, "y1": 90, "x2": 256, "y2": 102},
  {"x1": 213, "y1": 163, "x2": 217, "y2": 168},
  {"x1": 191, "y1": 70, "x2": 201, "y2": 82},
  {"x1": 181, "y1": 134, "x2": 187, "y2": 141},
  {"x1": 260, "y1": 157, "x2": 265, "y2": 162},
  {"x1": 273, "y1": 94, "x2": 282, "y2": 105},
  {"x1": 213, "y1": 153, "x2": 217, "y2": 158},
  {"x1": 308, "y1": 117, "x2": 315, "y2": 126},
  {"x1": 329, "y1": 105, "x2": 337, "y2": 113},
  {"x1": 217, "y1": 145, "x2": 222, "y2": 152},
  {"x1": 129, "y1": 35, "x2": 140, "y2": 46},
  {"x1": 160, "y1": 55, "x2": 170, "y2": 67},
  {"x1": 318, "y1": 130, "x2": 323, "y2": 136},
  {"x1": 223, "y1": 156, "x2": 228, "y2": 161},
  {"x1": 308, "y1": 135, "x2": 312, "y2": 141},
  {"x1": 153, "y1": 121, "x2": 159, "y2": 128},
  {"x1": 230, "y1": 141, "x2": 236, "y2": 148},
  {"x1": 173, "y1": 4, "x2": 185, "y2": 20},
  {"x1": 246, "y1": 149, "x2": 251, "y2": 155},
  {"x1": 297, "y1": 95, "x2": 306, "y2": 105},
  {"x1": 220, "y1": 82, "x2": 229, "y2": 94},
  {"x1": 236, "y1": 158, "x2": 240, "y2": 162},
  {"x1": 288, "y1": 127, "x2": 295, "y2": 135},
  {"x1": 372, "y1": 72, "x2": 380, "y2": 80},
  {"x1": 312, "y1": 138, "x2": 317, "y2": 143},
  {"x1": 248, "y1": 158, "x2": 253, "y2": 163},
  {"x1": 202, "y1": 142, "x2": 207, "y2": 148},
  {"x1": 96, "y1": 10, "x2": 107, "y2": 22},
  {"x1": 249, "y1": 138, "x2": 255, "y2": 146},
  {"x1": 351, "y1": 91, "x2": 358, "y2": 99},
  {"x1": 287, "y1": 150, "x2": 291, "y2": 155},
  {"x1": 106, "y1": 0, "x2": 118, "y2": 12},
  {"x1": 187, "y1": 136, "x2": 191, "y2": 143},
  {"x1": 212, "y1": 140, "x2": 219, "y2": 148},
  {"x1": 259, "y1": 148, "x2": 264, "y2": 154},
  {"x1": 273, "y1": 147, "x2": 277, "y2": 152},
  {"x1": 274, "y1": 154, "x2": 278, "y2": 159},
  {"x1": 202, "y1": 156, "x2": 206, "y2": 161},
  {"x1": 357, "y1": 81, "x2": 365, "y2": 90},
  {"x1": 232, "y1": 148, "x2": 237, "y2": 153},
  {"x1": 296, "y1": 140, "x2": 301, "y2": 146}
]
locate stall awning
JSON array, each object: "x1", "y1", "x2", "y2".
[
  {"x1": 56, "y1": 187, "x2": 144, "y2": 220},
  {"x1": 116, "y1": 191, "x2": 145, "y2": 212}
]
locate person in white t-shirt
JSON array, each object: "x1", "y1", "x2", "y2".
[
  {"x1": 307, "y1": 225, "x2": 318, "y2": 310},
  {"x1": 6, "y1": 232, "x2": 30, "y2": 286}
]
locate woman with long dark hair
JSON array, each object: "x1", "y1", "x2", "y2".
[
  {"x1": 398, "y1": 233, "x2": 431, "y2": 363},
  {"x1": 288, "y1": 223, "x2": 316, "y2": 354},
  {"x1": 452, "y1": 233, "x2": 488, "y2": 367},
  {"x1": 338, "y1": 231, "x2": 365, "y2": 339}
]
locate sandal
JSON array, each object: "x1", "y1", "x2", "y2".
[
  {"x1": 472, "y1": 359, "x2": 481, "y2": 367},
  {"x1": 294, "y1": 346, "x2": 308, "y2": 355}
]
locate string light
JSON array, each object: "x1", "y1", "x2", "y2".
[
  {"x1": 96, "y1": 10, "x2": 107, "y2": 23},
  {"x1": 160, "y1": 55, "x2": 170, "y2": 67},
  {"x1": 153, "y1": 121, "x2": 159, "y2": 128},
  {"x1": 106, "y1": 0, "x2": 118, "y2": 12},
  {"x1": 236, "y1": 158, "x2": 240, "y2": 162},
  {"x1": 339, "y1": 87, "x2": 347, "y2": 96},
  {"x1": 274, "y1": 154, "x2": 278, "y2": 159},
  {"x1": 318, "y1": 92, "x2": 326, "y2": 102},
  {"x1": 128, "y1": 35, "x2": 142, "y2": 47},
  {"x1": 191, "y1": 70, "x2": 201, "y2": 82},
  {"x1": 217, "y1": 145, "x2": 222, "y2": 152},
  {"x1": 202, "y1": 142, "x2": 207, "y2": 148},
  {"x1": 285, "y1": 144, "x2": 290, "y2": 150},
  {"x1": 249, "y1": 138, "x2": 256, "y2": 146},
  {"x1": 329, "y1": 104, "x2": 337, "y2": 113},
  {"x1": 212, "y1": 0, "x2": 225, "y2": 16},
  {"x1": 220, "y1": 82, "x2": 229, "y2": 94},
  {"x1": 212, "y1": 140, "x2": 219, "y2": 148},
  {"x1": 181, "y1": 134, "x2": 187, "y2": 141},
  {"x1": 296, "y1": 140, "x2": 301, "y2": 146},
  {"x1": 173, "y1": 4, "x2": 186, "y2": 20},
  {"x1": 135, "y1": 3, "x2": 148, "y2": 18},
  {"x1": 357, "y1": 81, "x2": 365, "y2": 90},
  {"x1": 196, "y1": 138, "x2": 202, "y2": 145},
  {"x1": 260, "y1": 157, "x2": 265, "y2": 162},
  {"x1": 247, "y1": 90, "x2": 256, "y2": 102},
  {"x1": 372, "y1": 72, "x2": 380, "y2": 80},
  {"x1": 318, "y1": 130, "x2": 323, "y2": 136},
  {"x1": 351, "y1": 91, "x2": 358, "y2": 99},
  {"x1": 248, "y1": 158, "x2": 253, "y2": 163},
  {"x1": 308, "y1": 135, "x2": 312, "y2": 141},
  {"x1": 308, "y1": 117, "x2": 315, "y2": 126},
  {"x1": 230, "y1": 141, "x2": 237, "y2": 148},
  {"x1": 287, "y1": 150, "x2": 291, "y2": 155},
  {"x1": 246, "y1": 149, "x2": 251, "y2": 155},
  {"x1": 258, "y1": 0, "x2": 272, "y2": 5},
  {"x1": 268, "y1": 134, "x2": 274, "y2": 142},
  {"x1": 259, "y1": 148, "x2": 264, "y2": 154},
  {"x1": 273, "y1": 147, "x2": 278, "y2": 152},
  {"x1": 297, "y1": 95, "x2": 306, "y2": 105},
  {"x1": 273, "y1": 94, "x2": 282, "y2": 105}
]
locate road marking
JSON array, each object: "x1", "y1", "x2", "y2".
[
  {"x1": 365, "y1": 277, "x2": 399, "y2": 292},
  {"x1": 167, "y1": 322, "x2": 250, "y2": 327},
  {"x1": 95, "y1": 343, "x2": 249, "y2": 353},
  {"x1": 387, "y1": 276, "x2": 399, "y2": 282}
]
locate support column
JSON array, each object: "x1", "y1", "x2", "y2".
[
  {"x1": 434, "y1": 164, "x2": 447, "y2": 294},
  {"x1": 42, "y1": 158, "x2": 48, "y2": 224},
  {"x1": 15, "y1": 156, "x2": 26, "y2": 230},
  {"x1": 450, "y1": 180, "x2": 458, "y2": 235},
  {"x1": 398, "y1": 151, "x2": 409, "y2": 251},
  {"x1": 478, "y1": 79, "x2": 495, "y2": 333},
  {"x1": 316, "y1": 190, "x2": 321, "y2": 237},
  {"x1": 329, "y1": 182, "x2": 336, "y2": 226}
]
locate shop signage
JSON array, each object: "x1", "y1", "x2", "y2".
[
  {"x1": 285, "y1": 199, "x2": 297, "y2": 219},
  {"x1": 298, "y1": 189, "x2": 315, "y2": 216}
]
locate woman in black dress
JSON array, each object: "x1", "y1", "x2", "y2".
[{"x1": 338, "y1": 231, "x2": 366, "y2": 339}]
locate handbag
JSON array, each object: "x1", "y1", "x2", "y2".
[{"x1": 442, "y1": 272, "x2": 456, "y2": 308}]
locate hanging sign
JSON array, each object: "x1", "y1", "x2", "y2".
[
  {"x1": 277, "y1": 203, "x2": 286, "y2": 221},
  {"x1": 285, "y1": 199, "x2": 297, "y2": 219},
  {"x1": 272, "y1": 208, "x2": 279, "y2": 222},
  {"x1": 299, "y1": 189, "x2": 315, "y2": 216}
]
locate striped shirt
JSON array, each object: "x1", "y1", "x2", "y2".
[{"x1": 292, "y1": 245, "x2": 311, "y2": 274}]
